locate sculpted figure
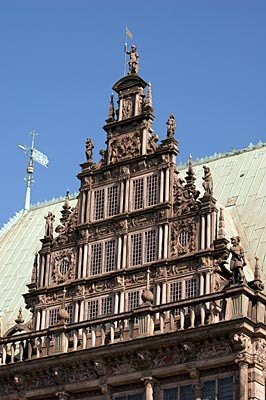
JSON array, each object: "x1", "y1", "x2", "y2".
[
  {"x1": 166, "y1": 113, "x2": 176, "y2": 138},
  {"x1": 202, "y1": 165, "x2": 213, "y2": 196},
  {"x1": 127, "y1": 44, "x2": 139, "y2": 74},
  {"x1": 230, "y1": 236, "x2": 246, "y2": 284},
  {"x1": 45, "y1": 212, "x2": 55, "y2": 237},
  {"x1": 85, "y1": 138, "x2": 94, "y2": 162}
]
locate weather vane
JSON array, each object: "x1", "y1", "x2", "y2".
[{"x1": 18, "y1": 130, "x2": 49, "y2": 212}]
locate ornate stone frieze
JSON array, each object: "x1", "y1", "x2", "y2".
[
  {"x1": 128, "y1": 212, "x2": 156, "y2": 229},
  {"x1": 196, "y1": 342, "x2": 232, "y2": 360}
]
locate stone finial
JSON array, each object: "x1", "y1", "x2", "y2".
[
  {"x1": 106, "y1": 94, "x2": 115, "y2": 123},
  {"x1": 202, "y1": 165, "x2": 213, "y2": 196},
  {"x1": 60, "y1": 191, "x2": 71, "y2": 224},
  {"x1": 144, "y1": 82, "x2": 153, "y2": 112},
  {"x1": 31, "y1": 253, "x2": 38, "y2": 284},
  {"x1": 249, "y1": 257, "x2": 264, "y2": 291},
  {"x1": 57, "y1": 288, "x2": 69, "y2": 325},
  {"x1": 126, "y1": 44, "x2": 139, "y2": 74},
  {"x1": 217, "y1": 208, "x2": 226, "y2": 239},
  {"x1": 184, "y1": 155, "x2": 199, "y2": 199},
  {"x1": 166, "y1": 113, "x2": 176, "y2": 138},
  {"x1": 15, "y1": 307, "x2": 24, "y2": 325},
  {"x1": 85, "y1": 138, "x2": 94, "y2": 162}
]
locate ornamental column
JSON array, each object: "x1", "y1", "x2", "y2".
[
  {"x1": 142, "y1": 377, "x2": 156, "y2": 400},
  {"x1": 238, "y1": 361, "x2": 249, "y2": 400}
]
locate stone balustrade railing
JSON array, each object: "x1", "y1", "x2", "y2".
[{"x1": 0, "y1": 285, "x2": 265, "y2": 366}]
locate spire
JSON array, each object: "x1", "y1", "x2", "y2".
[
  {"x1": 249, "y1": 257, "x2": 264, "y2": 291},
  {"x1": 144, "y1": 82, "x2": 153, "y2": 113},
  {"x1": 19, "y1": 130, "x2": 49, "y2": 213},
  {"x1": 217, "y1": 208, "x2": 226, "y2": 239},
  {"x1": 60, "y1": 191, "x2": 71, "y2": 225},
  {"x1": 106, "y1": 94, "x2": 116, "y2": 123}
]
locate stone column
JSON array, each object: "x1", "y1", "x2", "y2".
[
  {"x1": 124, "y1": 177, "x2": 130, "y2": 212},
  {"x1": 239, "y1": 361, "x2": 249, "y2": 400},
  {"x1": 201, "y1": 215, "x2": 205, "y2": 249},
  {"x1": 142, "y1": 377, "x2": 155, "y2": 400},
  {"x1": 206, "y1": 213, "x2": 211, "y2": 248},
  {"x1": 77, "y1": 245, "x2": 83, "y2": 278},
  {"x1": 160, "y1": 169, "x2": 164, "y2": 202},
  {"x1": 165, "y1": 169, "x2": 170, "y2": 201},
  {"x1": 188, "y1": 367, "x2": 201, "y2": 400},
  {"x1": 163, "y1": 224, "x2": 169, "y2": 259},
  {"x1": 82, "y1": 244, "x2": 88, "y2": 278},
  {"x1": 119, "y1": 180, "x2": 124, "y2": 213}
]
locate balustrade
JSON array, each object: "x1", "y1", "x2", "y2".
[{"x1": 0, "y1": 287, "x2": 264, "y2": 366}]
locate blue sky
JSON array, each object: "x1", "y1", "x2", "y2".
[{"x1": 0, "y1": 0, "x2": 265, "y2": 228}]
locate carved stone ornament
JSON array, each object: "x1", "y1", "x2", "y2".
[
  {"x1": 51, "y1": 250, "x2": 75, "y2": 284},
  {"x1": 171, "y1": 219, "x2": 196, "y2": 256},
  {"x1": 122, "y1": 97, "x2": 133, "y2": 119},
  {"x1": 109, "y1": 132, "x2": 141, "y2": 163}
]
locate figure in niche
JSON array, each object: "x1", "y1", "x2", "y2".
[
  {"x1": 122, "y1": 99, "x2": 132, "y2": 119},
  {"x1": 85, "y1": 138, "x2": 94, "y2": 162},
  {"x1": 166, "y1": 113, "x2": 176, "y2": 138},
  {"x1": 202, "y1": 165, "x2": 213, "y2": 196},
  {"x1": 127, "y1": 44, "x2": 139, "y2": 74},
  {"x1": 45, "y1": 211, "x2": 55, "y2": 237},
  {"x1": 230, "y1": 236, "x2": 246, "y2": 284}
]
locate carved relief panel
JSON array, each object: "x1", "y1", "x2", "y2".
[{"x1": 50, "y1": 249, "x2": 76, "y2": 284}]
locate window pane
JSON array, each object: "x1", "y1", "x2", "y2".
[
  {"x1": 180, "y1": 385, "x2": 194, "y2": 400},
  {"x1": 87, "y1": 300, "x2": 99, "y2": 320},
  {"x1": 170, "y1": 281, "x2": 182, "y2": 302},
  {"x1": 185, "y1": 277, "x2": 198, "y2": 298},
  {"x1": 202, "y1": 381, "x2": 215, "y2": 400},
  {"x1": 132, "y1": 178, "x2": 144, "y2": 210},
  {"x1": 128, "y1": 291, "x2": 140, "y2": 311},
  {"x1": 130, "y1": 233, "x2": 142, "y2": 266},
  {"x1": 101, "y1": 296, "x2": 113, "y2": 315},
  {"x1": 218, "y1": 377, "x2": 233, "y2": 400},
  {"x1": 164, "y1": 387, "x2": 178, "y2": 400},
  {"x1": 146, "y1": 174, "x2": 158, "y2": 206},
  {"x1": 93, "y1": 189, "x2": 104, "y2": 220},
  {"x1": 49, "y1": 308, "x2": 59, "y2": 326},
  {"x1": 67, "y1": 304, "x2": 74, "y2": 324},
  {"x1": 104, "y1": 239, "x2": 116, "y2": 272},
  {"x1": 107, "y1": 185, "x2": 118, "y2": 217},
  {"x1": 91, "y1": 243, "x2": 102, "y2": 275},
  {"x1": 144, "y1": 230, "x2": 157, "y2": 263}
]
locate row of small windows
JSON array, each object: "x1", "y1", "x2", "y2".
[
  {"x1": 92, "y1": 174, "x2": 159, "y2": 221},
  {"x1": 90, "y1": 229, "x2": 157, "y2": 275},
  {"x1": 48, "y1": 278, "x2": 199, "y2": 326},
  {"x1": 164, "y1": 377, "x2": 233, "y2": 400}
]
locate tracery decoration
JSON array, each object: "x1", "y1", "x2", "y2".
[{"x1": 171, "y1": 219, "x2": 196, "y2": 256}]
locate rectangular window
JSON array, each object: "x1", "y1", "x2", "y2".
[
  {"x1": 93, "y1": 189, "x2": 104, "y2": 220},
  {"x1": 92, "y1": 185, "x2": 119, "y2": 221},
  {"x1": 218, "y1": 377, "x2": 233, "y2": 400},
  {"x1": 144, "y1": 230, "x2": 157, "y2": 263},
  {"x1": 49, "y1": 308, "x2": 59, "y2": 326},
  {"x1": 67, "y1": 304, "x2": 74, "y2": 324},
  {"x1": 104, "y1": 239, "x2": 116, "y2": 272},
  {"x1": 132, "y1": 174, "x2": 159, "y2": 211},
  {"x1": 101, "y1": 296, "x2": 113, "y2": 315},
  {"x1": 170, "y1": 281, "x2": 182, "y2": 302},
  {"x1": 91, "y1": 243, "x2": 102, "y2": 275},
  {"x1": 87, "y1": 300, "x2": 99, "y2": 320},
  {"x1": 129, "y1": 229, "x2": 157, "y2": 267},
  {"x1": 164, "y1": 387, "x2": 178, "y2": 400},
  {"x1": 146, "y1": 174, "x2": 158, "y2": 206},
  {"x1": 164, "y1": 385, "x2": 194, "y2": 400},
  {"x1": 90, "y1": 239, "x2": 116, "y2": 275},
  {"x1": 116, "y1": 395, "x2": 144, "y2": 400},
  {"x1": 185, "y1": 277, "x2": 198, "y2": 298},
  {"x1": 130, "y1": 233, "x2": 142, "y2": 266},
  {"x1": 132, "y1": 178, "x2": 144, "y2": 210},
  {"x1": 107, "y1": 185, "x2": 118, "y2": 217},
  {"x1": 128, "y1": 291, "x2": 140, "y2": 311}
]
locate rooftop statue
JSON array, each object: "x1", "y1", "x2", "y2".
[
  {"x1": 127, "y1": 44, "x2": 139, "y2": 74},
  {"x1": 229, "y1": 236, "x2": 246, "y2": 284},
  {"x1": 85, "y1": 138, "x2": 94, "y2": 162},
  {"x1": 166, "y1": 113, "x2": 176, "y2": 138},
  {"x1": 45, "y1": 211, "x2": 55, "y2": 237},
  {"x1": 202, "y1": 165, "x2": 213, "y2": 196}
]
